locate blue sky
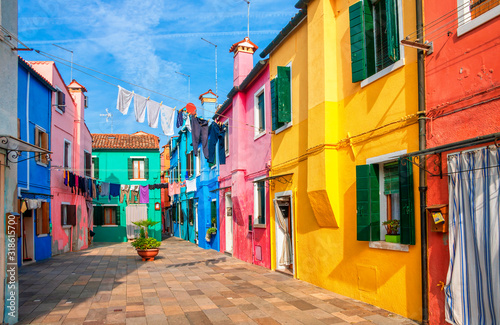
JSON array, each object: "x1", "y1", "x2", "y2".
[{"x1": 18, "y1": 0, "x2": 298, "y2": 146}]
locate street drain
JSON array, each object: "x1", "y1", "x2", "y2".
[{"x1": 114, "y1": 309, "x2": 123, "y2": 312}]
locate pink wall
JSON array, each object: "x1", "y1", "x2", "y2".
[
  {"x1": 424, "y1": 3, "x2": 500, "y2": 324},
  {"x1": 219, "y1": 64, "x2": 272, "y2": 268},
  {"x1": 30, "y1": 62, "x2": 92, "y2": 255}
]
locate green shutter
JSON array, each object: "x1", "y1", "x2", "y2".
[
  {"x1": 128, "y1": 158, "x2": 133, "y2": 179},
  {"x1": 92, "y1": 157, "x2": 99, "y2": 179},
  {"x1": 356, "y1": 164, "x2": 380, "y2": 241},
  {"x1": 399, "y1": 158, "x2": 415, "y2": 245},
  {"x1": 270, "y1": 78, "x2": 278, "y2": 131},
  {"x1": 211, "y1": 201, "x2": 217, "y2": 228},
  {"x1": 383, "y1": 162, "x2": 399, "y2": 194},
  {"x1": 144, "y1": 158, "x2": 149, "y2": 180},
  {"x1": 277, "y1": 66, "x2": 291, "y2": 123},
  {"x1": 115, "y1": 206, "x2": 121, "y2": 226},
  {"x1": 93, "y1": 206, "x2": 103, "y2": 226},
  {"x1": 349, "y1": 0, "x2": 375, "y2": 82},
  {"x1": 386, "y1": 0, "x2": 400, "y2": 62}
]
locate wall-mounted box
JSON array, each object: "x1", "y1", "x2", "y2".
[{"x1": 426, "y1": 204, "x2": 448, "y2": 233}]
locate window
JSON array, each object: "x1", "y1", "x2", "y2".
[
  {"x1": 128, "y1": 157, "x2": 149, "y2": 180},
  {"x1": 36, "y1": 202, "x2": 50, "y2": 235},
  {"x1": 179, "y1": 203, "x2": 184, "y2": 224},
  {"x1": 349, "y1": 0, "x2": 401, "y2": 82},
  {"x1": 196, "y1": 149, "x2": 201, "y2": 176},
  {"x1": 34, "y1": 127, "x2": 49, "y2": 164},
  {"x1": 93, "y1": 206, "x2": 120, "y2": 226},
  {"x1": 92, "y1": 156, "x2": 99, "y2": 179},
  {"x1": 224, "y1": 122, "x2": 229, "y2": 157},
  {"x1": 61, "y1": 204, "x2": 76, "y2": 226},
  {"x1": 254, "y1": 86, "x2": 266, "y2": 137},
  {"x1": 188, "y1": 199, "x2": 194, "y2": 225},
  {"x1": 355, "y1": 157, "x2": 415, "y2": 244},
  {"x1": 84, "y1": 151, "x2": 91, "y2": 177},
  {"x1": 63, "y1": 140, "x2": 71, "y2": 169},
  {"x1": 55, "y1": 89, "x2": 66, "y2": 113},
  {"x1": 187, "y1": 151, "x2": 194, "y2": 178},
  {"x1": 457, "y1": 0, "x2": 500, "y2": 36},
  {"x1": 211, "y1": 200, "x2": 217, "y2": 228},
  {"x1": 254, "y1": 181, "x2": 266, "y2": 226},
  {"x1": 271, "y1": 66, "x2": 292, "y2": 131}
]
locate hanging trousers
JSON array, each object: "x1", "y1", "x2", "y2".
[
  {"x1": 208, "y1": 122, "x2": 226, "y2": 165},
  {"x1": 191, "y1": 116, "x2": 209, "y2": 159}
]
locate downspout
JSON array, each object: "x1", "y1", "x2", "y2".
[
  {"x1": 416, "y1": 0, "x2": 429, "y2": 323},
  {"x1": 18, "y1": 71, "x2": 31, "y2": 198}
]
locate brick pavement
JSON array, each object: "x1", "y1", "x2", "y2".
[{"x1": 18, "y1": 237, "x2": 419, "y2": 324}]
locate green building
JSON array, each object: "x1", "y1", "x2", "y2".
[{"x1": 91, "y1": 131, "x2": 162, "y2": 242}]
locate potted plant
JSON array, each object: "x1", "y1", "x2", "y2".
[
  {"x1": 131, "y1": 219, "x2": 161, "y2": 261},
  {"x1": 205, "y1": 227, "x2": 217, "y2": 242},
  {"x1": 382, "y1": 219, "x2": 400, "y2": 243}
]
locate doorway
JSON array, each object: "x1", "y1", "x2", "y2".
[
  {"x1": 225, "y1": 192, "x2": 233, "y2": 254},
  {"x1": 22, "y1": 209, "x2": 35, "y2": 264},
  {"x1": 274, "y1": 191, "x2": 294, "y2": 275}
]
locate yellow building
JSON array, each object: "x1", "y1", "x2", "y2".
[{"x1": 259, "y1": 0, "x2": 421, "y2": 320}]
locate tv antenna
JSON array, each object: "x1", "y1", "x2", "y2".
[{"x1": 100, "y1": 108, "x2": 114, "y2": 133}]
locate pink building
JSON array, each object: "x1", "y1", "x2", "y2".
[
  {"x1": 215, "y1": 38, "x2": 272, "y2": 268},
  {"x1": 30, "y1": 61, "x2": 93, "y2": 254}
]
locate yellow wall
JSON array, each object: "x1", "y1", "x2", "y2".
[{"x1": 269, "y1": 0, "x2": 421, "y2": 321}]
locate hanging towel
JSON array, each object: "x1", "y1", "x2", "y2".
[
  {"x1": 147, "y1": 100, "x2": 161, "y2": 128},
  {"x1": 186, "y1": 179, "x2": 197, "y2": 193},
  {"x1": 191, "y1": 116, "x2": 209, "y2": 159},
  {"x1": 139, "y1": 185, "x2": 149, "y2": 203},
  {"x1": 176, "y1": 110, "x2": 184, "y2": 128},
  {"x1": 116, "y1": 86, "x2": 134, "y2": 115},
  {"x1": 134, "y1": 94, "x2": 148, "y2": 123},
  {"x1": 161, "y1": 104, "x2": 176, "y2": 136}
]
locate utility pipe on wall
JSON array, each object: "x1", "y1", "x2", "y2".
[{"x1": 18, "y1": 72, "x2": 31, "y2": 198}]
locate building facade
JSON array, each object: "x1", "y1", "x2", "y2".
[
  {"x1": 160, "y1": 144, "x2": 171, "y2": 234},
  {"x1": 215, "y1": 38, "x2": 272, "y2": 268},
  {"x1": 92, "y1": 132, "x2": 162, "y2": 242},
  {"x1": 260, "y1": 0, "x2": 422, "y2": 320},
  {"x1": 423, "y1": 1, "x2": 500, "y2": 324}
]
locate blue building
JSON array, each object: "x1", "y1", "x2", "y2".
[
  {"x1": 17, "y1": 57, "x2": 55, "y2": 265},
  {"x1": 169, "y1": 90, "x2": 220, "y2": 250}
]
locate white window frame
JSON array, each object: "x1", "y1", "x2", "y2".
[
  {"x1": 361, "y1": 0, "x2": 405, "y2": 88},
  {"x1": 54, "y1": 87, "x2": 65, "y2": 115},
  {"x1": 101, "y1": 204, "x2": 119, "y2": 227},
  {"x1": 254, "y1": 84, "x2": 267, "y2": 140},
  {"x1": 457, "y1": 0, "x2": 500, "y2": 36},
  {"x1": 130, "y1": 156, "x2": 147, "y2": 180},
  {"x1": 84, "y1": 150, "x2": 91, "y2": 177},
  {"x1": 91, "y1": 155, "x2": 97, "y2": 179},
  {"x1": 196, "y1": 149, "x2": 201, "y2": 177},
  {"x1": 274, "y1": 61, "x2": 293, "y2": 135},
  {"x1": 63, "y1": 139, "x2": 71, "y2": 169},
  {"x1": 253, "y1": 176, "x2": 266, "y2": 227},
  {"x1": 224, "y1": 121, "x2": 229, "y2": 157},
  {"x1": 61, "y1": 202, "x2": 70, "y2": 226},
  {"x1": 35, "y1": 125, "x2": 48, "y2": 166}
]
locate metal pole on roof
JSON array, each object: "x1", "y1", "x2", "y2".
[
  {"x1": 201, "y1": 38, "x2": 218, "y2": 105},
  {"x1": 175, "y1": 71, "x2": 191, "y2": 102},
  {"x1": 52, "y1": 44, "x2": 73, "y2": 81},
  {"x1": 241, "y1": 0, "x2": 250, "y2": 38}
]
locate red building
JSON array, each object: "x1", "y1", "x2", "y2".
[{"x1": 423, "y1": 1, "x2": 500, "y2": 324}]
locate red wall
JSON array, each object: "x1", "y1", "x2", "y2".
[{"x1": 424, "y1": 1, "x2": 500, "y2": 324}]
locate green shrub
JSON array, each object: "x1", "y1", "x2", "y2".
[
  {"x1": 131, "y1": 237, "x2": 161, "y2": 250},
  {"x1": 206, "y1": 227, "x2": 217, "y2": 235}
]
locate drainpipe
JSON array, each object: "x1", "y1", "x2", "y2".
[
  {"x1": 18, "y1": 72, "x2": 31, "y2": 198},
  {"x1": 416, "y1": 0, "x2": 429, "y2": 323}
]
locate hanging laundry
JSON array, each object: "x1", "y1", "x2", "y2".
[
  {"x1": 109, "y1": 183, "x2": 120, "y2": 201},
  {"x1": 100, "y1": 182, "x2": 110, "y2": 199},
  {"x1": 63, "y1": 170, "x2": 68, "y2": 186},
  {"x1": 139, "y1": 185, "x2": 149, "y2": 203},
  {"x1": 130, "y1": 185, "x2": 140, "y2": 203},
  {"x1": 120, "y1": 185, "x2": 131, "y2": 204},
  {"x1": 191, "y1": 116, "x2": 209, "y2": 159},
  {"x1": 186, "y1": 103, "x2": 196, "y2": 115},
  {"x1": 134, "y1": 94, "x2": 148, "y2": 123},
  {"x1": 176, "y1": 109, "x2": 184, "y2": 128},
  {"x1": 27, "y1": 199, "x2": 41, "y2": 210},
  {"x1": 208, "y1": 122, "x2": 226, "y2": 165},
  {"x1": 21, "y1": 200, "x2": 28, "y2": 213},
  {"x1": 186, "y1": 179, "x2": 197, "y2": 193},
  {"x1": 185, "y1": 113, "x2": 192, "y2": 132},
  {"x1": 147, "y1": 100, "x2": 161, "y2": 128},
  {"x1": 116, "y1": 86, "x2": 134, "y2": 115},
  {"x1": 161, "y1": 104, "x2": 175, "y2": 136}
]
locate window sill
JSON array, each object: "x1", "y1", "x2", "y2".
[
  {"x1": 130, "y1": 178, "x2": 147, "y2": 181},
  {"x1": 37, "y1": 234, "x2": 49, "y2": 238},
  {"x1": 36, "y1": 161, "x2": 48, "y2": 167},
  {"x1": 360, "y1": 59, "x2": 405, "y2": 88},
  {"x1": 225, "y1": 152, "x2": 229, "y2": 158},
  {"x1": 254, "y1": 132, "x2": 266, "y2": 141},
  {"x1": 55, "y1": 108, "x2": 64, "y2": 115},
  {"x1": 253, "y1": 224, "x2": 266, "y2": 229},
  {"x1": 101, "y1": 225, "x2": 118, "y2": 227},
  {"x1": 274, "y1": 122, "x2": 292, "y2": 135},
  {"x1": 62, "y1": 225, "x2": 72, "y2": 229},
  {"x1": 457, "y1": 6, "x2": 500, "y2": 37},
  {"x1": 369, "y1": 241, "x2": 409, "y2": 252}
]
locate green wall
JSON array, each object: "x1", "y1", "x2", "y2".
[{"x1": 92, "y1": 149, "x2": 162, "y2": 242}]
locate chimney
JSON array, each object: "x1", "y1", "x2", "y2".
[
  {"x1": 68, "y1": 79, "x2": 88, "y2": 121},
  {"x1": 199, "y1": 89, "x2": 218, "y2": 120},
  {"x1": 229, "y1": 37, "x2": 258, "y2": 87}
]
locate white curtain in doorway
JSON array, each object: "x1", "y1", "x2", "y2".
[
  {"x1": 445, "y1": 146, "x2": 500, "y2": 325},
  {"x1": 125, "y1": 205, "x2": 148, "y2": 239},
  {"x1": 274, "y1": 200, "x2": 292, "y2": 266}
]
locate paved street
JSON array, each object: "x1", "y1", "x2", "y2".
[{"x1": 18, "y1": 238, "x2": 418, "y2": 325}]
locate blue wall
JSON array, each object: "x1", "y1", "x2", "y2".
[{"x1": 17, "y1": 61, "x2": 53, "y2": 264}]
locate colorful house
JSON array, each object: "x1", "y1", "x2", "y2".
[
  {"x1": 17, "y1": 57, "x2": 56, "y2": 265},
  {"x1": 422, "y1": 2, "x2": 500, "y2": 324},
  {"x1": 160, "y1": 144, "x2": 171, "y2": 234},
  {"x1": 91, "y1": 132, "x2": 162, "y2": 242},
  {"x1": 29, "y1": 61, "x2": 93, "y2": 255},
  {"x1": 168, "y1": 136, "x2": 181, "y2": 238},
  {"x1": 260, "y1": 0, "x2": 421, "y2": 320},
  {"x1": 215, "y1": 38, "x2": 272, "y2": 268}
]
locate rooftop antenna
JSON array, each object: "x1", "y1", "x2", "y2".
[
  {"x1": 201, "y1": 38, "x2": 218, "y2": 105},
  {"x1": 241, "y1": 0, "x2": 250, "y2": 38},
  {"x1": 52, "y1": 44, "x2": 73, "y2": 81},
  {"x1": 100, "y1": 108, "x2": 114, "y2": 133},
  {"x1": 175, "y1": 71, "x2": 191, "y2": 102}
]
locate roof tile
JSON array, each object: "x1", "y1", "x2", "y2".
[{"x1": 92, "y1": 132, "x2": 159, "y2": 150}]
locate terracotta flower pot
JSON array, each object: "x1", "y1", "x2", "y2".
[{"x1": 136, "y1": 248, "x2": 159, "y2": 261}]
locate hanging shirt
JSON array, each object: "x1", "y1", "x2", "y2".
[
  {"x1": 161, "y1": 104, "x2": 176, "y2": 136},
  {"x1": 139, "y1": 185, "x2": 149, "y2": 203},
  {"x1": 176, "y1": 110, "x2": 184, "y2": 128},
  {"x1": 185, "y1": 113, "x2": 192, "y2": 132},
  {"x1": 134, "y1": 94, "x2": 148, "y2": 123},
  {"x1": 147, "y1": 100, "x2": 161, "y2": 128},
  {"x1": 109, "y1": 183, "x2": 121, "y2": 201},
  {"x1": 116, "y1": 86, "x2": 134, "y2": 115},
  {"x1": 100, "y1": 182, "x2": 110, "y2": 198}
]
